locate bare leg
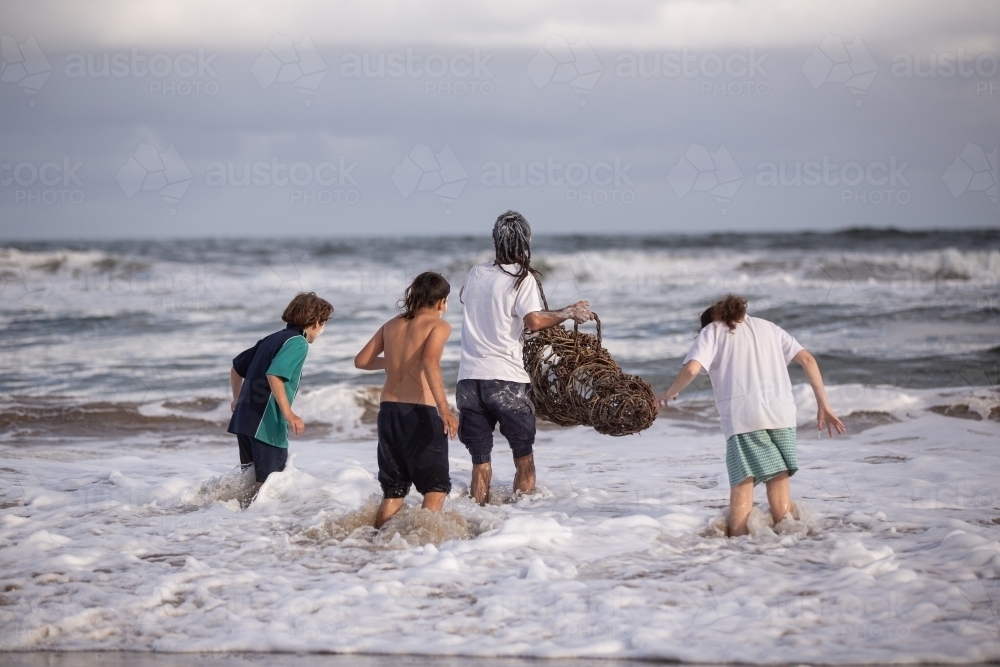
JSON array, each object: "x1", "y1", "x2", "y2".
[
  {"x1": 471, "y1": 462, "x2": 492, "y2": 506},
  {"x1": 375, "y1": 498, "x2": 404, "y2": 528},
  {"x1": 765, "y1": 472, "x2": 792, "y2": 524},
  {"x1": 421, "y1": 491, "x2": 446, "y2": 512},
  {"x1": 513, "y1": 453, "x2": 536, "y2": 495},
  {"x1": 728, "y1": 478, "x2": 754, "y2": 537}
]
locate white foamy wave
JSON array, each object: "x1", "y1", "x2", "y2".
[
  {"x1": 706, "y1": 502, "x2": 819, "y2": 539},
  {"x1": 182, "y1": 465, "x2": 256, "y2": 509},
  {"x1": 2, "y1": 410, "x2": 999, "y2": 660},
  {"x1": 292, "y1": 384, "x2": 377, "y2": 437},
  {"x1": 300, "y1": 496, "x2": 496, "y2": 549},
  {"x1": 121, "y1": 383, "x2": 1000, "y2": 440},
  {"x1": 133, "y1": 385, "x2": 382, "y2": 440},
  {"x1": 0, "y1": 246, "x2": 145, "y2": 277},
  {"x1": 793, "y1": 384, "x2": 1000, "y2": 426},
  {"x1": 536, "y1": 247, "x2": 1000, "y2": 296},
  {"x1": 136, "y1": 396, "x2": 232, "y2": 424}
]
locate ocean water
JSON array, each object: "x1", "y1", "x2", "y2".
[{"x1": 1, "y1": 229, "x2": 999, "y2": 661}]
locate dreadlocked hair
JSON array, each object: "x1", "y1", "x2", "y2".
[
  {"x1": 700, "y1": 294, "x2": 747, "y2": 333},
  {"x1": 398, "y1": 271, "x2": 450, "y2": 320},
  {"x1": 492, "y1": 210, "x2": 539, "y2": 289}
]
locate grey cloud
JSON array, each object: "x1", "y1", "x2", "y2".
[{"x1": 0, "y1": 2, "x2": 997, "y2": 239}]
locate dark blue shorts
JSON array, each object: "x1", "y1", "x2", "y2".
[
  {"x1": 456, "y1": 379, "x2": 535, "y2": 464},
  {"x1": 238, "y1": 434, "x2": 288, "y2": 483},
  {"x1": 377, "y1": 402, "x2": 452, "y2": 498}
]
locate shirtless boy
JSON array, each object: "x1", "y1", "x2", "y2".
[{"x1": 354, "y1": 272, "x2": 458, "y2": 528}]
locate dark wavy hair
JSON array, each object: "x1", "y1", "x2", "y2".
[
  {"x1": 492, "y1": 210, "x2": 539, "y2": 289},
  {"x1": 398, "y1": 272, "x2": 451, "y2": 320},
  {"x1": 700, "y1": 294, "x2": 747, "y2": 333},
  {"x1": 282, "y1": 292, "x2": 334, "y2": 328}
]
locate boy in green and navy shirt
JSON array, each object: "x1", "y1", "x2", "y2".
[{"x1": 228, "y1": 292, "x2": 333, "y2": 500}]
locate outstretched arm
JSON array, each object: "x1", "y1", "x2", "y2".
[
  {"x1": 792, "y1": 349, "x2": 846, "y2": 437},
  {"x1": 524, "y1": 301, "x2": 594, "y2": 331},
  {"x1": 656, "y1": 360, "x2": 702, "y2": 408},
  {"x1": 422, "y1": 321, "x2": 458, "y2": 438},
  {"x1": 354, "y1": 326, "x2": 387, "y2": 370}
]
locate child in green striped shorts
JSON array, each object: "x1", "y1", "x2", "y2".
[{"x1": 657, "y1": 295, "x2": 845, "y2": 537}]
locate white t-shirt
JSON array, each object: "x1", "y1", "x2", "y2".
[
  {"x1": 683, "y1": 315, "x2": 804, "y2": 440},
  {"x1": 458, "y1": 261, "x2": 545, "y2": 383}
]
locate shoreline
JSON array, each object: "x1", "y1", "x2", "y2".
[{"x1": 3, "y1": 651, "x2": 1000, "y2": 667}]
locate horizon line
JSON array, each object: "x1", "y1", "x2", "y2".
[{"x1": 3, "y1": 225, "x2": 998, "y2": 245}]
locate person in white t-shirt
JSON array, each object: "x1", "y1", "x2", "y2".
[
  {"x1": 657, "y1": 294, "x2": 845, "y2": 537},
  {"x1": 458, "y1": 210, "x2": 594, "y2": 505}
]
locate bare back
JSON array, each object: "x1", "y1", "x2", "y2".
[{"x1": 380, "y1": 313, "x2": 446, "y2": 406}]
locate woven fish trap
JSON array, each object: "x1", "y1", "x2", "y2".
[{"x1": 522, "y1": 313, "x2": 657, "y2": 437}]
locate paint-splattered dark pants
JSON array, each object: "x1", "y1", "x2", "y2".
[{"x1": 456, "y1": 379, "x2": 536, "y2": 464}]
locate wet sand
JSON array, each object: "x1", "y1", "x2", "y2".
[
  {"x1": 4, "y1": 655, "x2": 1000, "y2": 667},
  {"x1": 1, "y1": 653, "x2": 660, "y2": 667}
]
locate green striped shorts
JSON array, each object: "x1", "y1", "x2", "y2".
[{"x1": 725, "y1": 427, "x2": 798, "y2": 487}]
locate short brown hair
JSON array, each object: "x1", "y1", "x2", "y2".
[
  {"x1": 700, "y1": 294, "x2": 747, "y2": 333},
  {"x1": 282, "y1": 292, "x2": 333, "y2": 328}
]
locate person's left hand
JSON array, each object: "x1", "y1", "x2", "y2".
[
  {"x1": 567, "y1": 301, "x2": 594, "y2": 324},
  {"x1": 286, "y1": 412, "x2": 305, "y2": 436},
  {"x1": 817, "y1": 404, "x2": 846, "y2": 438}
]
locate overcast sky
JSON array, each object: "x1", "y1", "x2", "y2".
[{"x1": 1, "y1": 0, "x2": 997, "y2": 238}]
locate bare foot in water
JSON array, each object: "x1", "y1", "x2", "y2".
[
  {"x1": 471, "y1": 462, "x2": 492, "y2": 505},
  {"x1": 513, "y1": 453, "x2": 536, "y2": 495},
  {"x1": 374, "y1": 497, "x2": 404, "y2": 528}
]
